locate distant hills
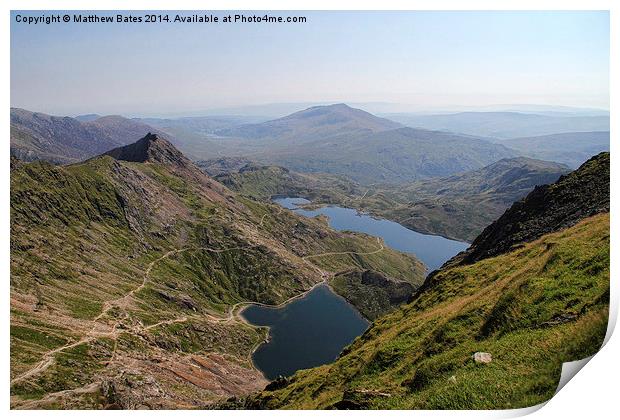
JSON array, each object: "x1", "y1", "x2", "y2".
[
  {"x1": 194, "y1": 106, "x2": 611, "y2": 178},
  {"x1": 385, "y1": 111, "x2": 610, "y2": 139},
  {"x1": 249, "y1": 125, "x2": 517, "y2": 184},
  {"x1": 14, "y1": 104, "x2": 526, "y2": 185},
  {"x1": 136, "y1": 115, "x2": 268, "y2": 158},
  {"x1": 494, "y1": 131, "x2": 609, "y2": 168},
  {"x1": 215, "y1": 103, "x2": 402, "y2": 144},
  {"x1": 10, "y1": 108, "x2": 170, "y2": 164},
  {"x1": 206, "y1": 104, "x2": 518, "y2": 183},
  {"x1": 368, "y1": 156, "x2": 571, "y2": 241},
  {"x1": 74, "y1": 114, "x2": 102, "y2": 122},
  {"x1": 11, "y1": 104, "x2": 610, "y2": 186}
]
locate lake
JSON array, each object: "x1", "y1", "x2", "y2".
[
  {"x1": 242, "y1": 284, "x2": 369, "y2": 380},
  {"x1": 242, "y1": 197, "x2": 469, "y2": 380},
  {"x1": 275, "y1": 197, "x2": 469, "y2": 272}
]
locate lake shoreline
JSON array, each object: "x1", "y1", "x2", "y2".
[
  {"x1": 241, "y1": 197, "x2": 467, "y2": 380},
  {"x1": 239, "y1": 280, "x2": 370, "y2": 380},
  {"x1": 270, "y1": 194, "x2": 471, "y2": 243}
]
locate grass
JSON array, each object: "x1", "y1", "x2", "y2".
[
  {"x1": 10, "y1": 325, "x2": 69, "y2": 350},
  {"x1": 246, "y1": 213, "x2": 609, "y2": 409},
  {"x1": 151, "y1": 319, "x2": 263, "y2": 360}
]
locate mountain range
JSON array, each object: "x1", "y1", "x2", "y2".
[
  {"x1": 10, "y1": 108, "x2": 173, "y2": 164},
  {"x1": 250, "y1": 128, "x2": 517, "y2": 184},
  {"x1": 364, "y1": 156, "x2": 572, "y2": 241},
  {"x1": 215, "y1": 103, "x2": 402, "y2": 144},
  {"x1": 11, "y1": 105, "x2": 610, "y2": 186},
  {"x1": 493, "y1": 131, "x2": 610, "y2": 168}
]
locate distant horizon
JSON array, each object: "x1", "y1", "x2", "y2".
[
  {"x1": 11, "y1": 11, "x2": 609, "y2": 116},
  {"x1": 10, "y1": 101, "x2": 611, "y2": 120}
]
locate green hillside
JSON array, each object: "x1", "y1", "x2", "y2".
[{"x1": 239, "y1": 212, "x2": 609, "y2": 409}]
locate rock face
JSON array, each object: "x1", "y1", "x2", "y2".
[
  {"x1": 359, "y1": 270, "x2": 417, "y2": 305},
  {"x1": 449, "y1": 152, "x2": 609, "y2": 266}
]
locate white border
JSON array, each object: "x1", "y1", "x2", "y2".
[{"x1": 2, "y1": 1, "x2": 617, "y2": 419}]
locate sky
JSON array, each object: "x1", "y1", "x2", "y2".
[{"x1": 10, "y1": 10, "x2": 609, "y2": 117}]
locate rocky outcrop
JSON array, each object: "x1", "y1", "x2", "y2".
[
  {"x1": 358, "y1": 270, "x2": 416, "y2": 305},
  {"x1": 473, "y1": 352, "x2": 492, "y2": 364},
  {"x1": 330, "y1": 269, "x2": 421, "y2": 320},
  {"x1": 104, "y1": 133, "x2": 193, "y2": 167},
  {"x1": 447, "y1": 152, "x2": 609, "y2": 266}
]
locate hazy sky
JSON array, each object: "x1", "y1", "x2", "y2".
[{"x1": 11, "y1": 10, "x2": 609, "y2": 116}]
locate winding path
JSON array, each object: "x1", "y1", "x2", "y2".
[{"x1": 12, "y1": 236, "x2": 386, "y2": 387}]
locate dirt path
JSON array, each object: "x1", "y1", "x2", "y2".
[
  {"x1": 302, "y1": 237, "x2": 384, "y2": 261},
  {"x1": 12, "y1": 244, "x2": 259, "y2": 386},
  {"x1": 12, "y1": 236, "x2": 386, "y2": 387},
  {"x1": 93, "y1": 249, "x2": 180, "y2": 324},
  {"x1": 144, "y1": 316, "x2": 189, "y2": 331},
  {"x1": 11, "y1": 335, "x2": 96, "y2": 386},
  {"x1": 259, "y1": 203, "x2": 285, "y2": 227},
  {"x1": 12, "y1": 382, "x2": 101, "y2": 409}
]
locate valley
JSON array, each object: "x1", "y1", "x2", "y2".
[
  {"x1": 9, "y1": 103, "x2": 611, "y2": 410},
  {"x1": 222, "y1": 153, "x2": 610, "y2": 409},
  {"x1": 211, "y1": 156, "x2": 572, "y2": 242}
]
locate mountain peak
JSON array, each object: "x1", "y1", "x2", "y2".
[
  {"x1": 104, "y1": 133, "x2": 191, "y2": 167},
  {"x1": 214, "y1": 103, "x2": 401, "y2": 143},
  {"x1": 309, "y1": 103, "x2": 351, "y2": 111},
  {"x1": 289, "y1": 103, "x2": 378, "y2": 119}
]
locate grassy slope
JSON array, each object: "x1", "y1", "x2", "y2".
[
  {"x1": 212, "y1": 165, "x2": 362, "y2": 204},
  {"x1": 10, "y1": 156, "x2": 423, "y2": 408},
  {"x1": 252, "y1": 127, "x2": 515, "y2": 184},
  {"x1": 245, "y1": 213, "x2": 609, "y2": 409}
]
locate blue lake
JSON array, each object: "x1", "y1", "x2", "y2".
[
  {"x1": 242, "y1": 197, "x2": 469, "y2": 380},
  {"x1": 242, "y1": 284, "x2": 368, "y2": 380},
  {"x1": 275, "y1": 197, "x2": 469, "y2": 272}
]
